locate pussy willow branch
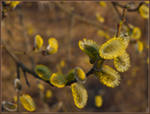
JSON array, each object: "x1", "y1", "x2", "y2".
[
  {"x1": 66, "y1": 59, "x2": 104, "y2": 86},
  {"x1": 2, "y1": 1, "x2": 133, "y2": 88},
  {"x1": 2, "y1": 40, "x2": 95, "y2": 87}
]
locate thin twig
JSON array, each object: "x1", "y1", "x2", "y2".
[
  {"x1": 112, "y1": 2, "x2": 144, "y2": 12},
  {"x1": 116, "y1": 8, "x2": 127, "y2": 37},
  {"x1": 22, "y1": 70, "x2": 30, "y2": 87},
  {"x1": 16, "y1": 64, "x2": 20, "y2": 79},
  {"x1": 112, "y1": 2, "x2": 129, "y2": 37}
]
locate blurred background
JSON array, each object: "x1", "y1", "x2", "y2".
[{"x1": 1, "y1": 1, "x2": 149, "y2": 112}]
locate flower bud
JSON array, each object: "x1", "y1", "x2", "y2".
[{"x1": 14, "y1": 78, "x2": 22, "y2": 91}]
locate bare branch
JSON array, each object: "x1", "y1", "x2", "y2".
[
  {"x1": 2, "y1": 41, "x2": 53, "y2": 86},
  {"x1": 112, "y1": 2, "x2": 144, "y2": 12}
]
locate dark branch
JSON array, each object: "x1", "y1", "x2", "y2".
[
  {"x1": 112, "y1": 2, "x2": 130, "y2": 35},
  {"x1": 16, "y1": 64, "x2": 20, "y2": 79},
  {"x1": 3, "y1": 41, "x2": 53, "y2": 86},
  {"x1": 22, "y1": 69, "x2": 30, "y2": 87},
  {"x1": 112, "y1": 2, "x2": 144, "y2": 12}
]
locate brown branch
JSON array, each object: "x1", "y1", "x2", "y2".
[
  {"x1": 2, "y1": 40, "x2": 96, "y2": 87},
  {"x1": 2, "y1": 41, "x2": 53, "y2": 86},
  {"x1": 116, "y1": 8, "x2": 127, "y2": 37},
  {"x1": 112, "y1": 2, "x2": 129, "y2": 37},
  {"x1": 112, "y1": 2, "x2": 144, "y2": 12}
]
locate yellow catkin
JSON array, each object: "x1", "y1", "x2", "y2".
[
  {"x1": 71, "y1": 83, "x2": 88, "y2": 109},
  {"x1": 5, "y1": 1, "x2": 21, "y2": 8},
  {"x1": 13, "y1": 96, "x2": 17, "y2": 102},
  {"x1": 99, "y1": 37, "x2": 127, "y2": 59},
  {"x1": 99, "y1": 1, "x2": 107, "y2": 7},
  {"x1": 96, "y1": 13, "x2": 104, "y2": 23},
  {"x1": 114, "y1": 52, "x2": 130, "y2": 72},
  {"x1": 79, "y1": 38, "x2": 99, "y2": 63},
  {"x1": 79, "y1": 38, "x2": 99, "y2": 52},
  {"x1": 20, "y1": 94, "x2": 36, "y2": 112},
  {"x1": 34, "y1": 34, "x2": 43, "y2": 51},
  {"x1": 37, "y1": 83, "x2": 44, "y2": 91},
  {"x1": 46, "y1": 38, "x2": 58, "y2": 55},
  {"x1": 50, "y1": 73, "x2": 66, "y2": 88},
  {"x1": 131, "y1": 27, "x2": 141, "y2": 40},
  {"x1": 75, "y1": 67, "x2": 86, "y2": 82},
  {"x1": 96, "y1": 65, "x2": 120, "y2": 88},
  {"x1": 139, "y1": 4, "x2": 149, "y2": 19},
  {"x1": 137, "y1": 40, "x2": 144, "y2": 53},
  {"x1": 60, "y1": 60, "x2": 65, "y2": 67},
  {"x1": 45, "y1": 90, "x2": 53, "y2": 98},
  {"x1": 95, "y1": 95, "x2": 103, "y2": 108},
  {"x1": 35, "y1": 65, "x2": 51, "y2": 81}
]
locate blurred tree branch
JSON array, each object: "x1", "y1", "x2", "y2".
[
  {"x1": 54, "y1": 2, "x2": 115, "y2": 33},
  {"x1": 18, "y1": 10, "x2": 35, "y2": 71}
]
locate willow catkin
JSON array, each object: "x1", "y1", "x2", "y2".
[
  {"x1": 114, "y1": 52, "x2": 130, "y2": 72},
  {"x1": 46, "y1": 38, "x2": 58, "y2": 55},
  {"x1": 50, "y1": 73, "x2": 66, "y2": 88},
  {"x1": 99, "y1": 37, "x2": 127, "y2": 59},
  {"x1": 71, "y1": 83, "x2": 88, "y2": 109},
  {"x1": 20, "y1": 94, "x2": 36, "y2": 112},
  {"x1": 96, "y1": 65, "x2": 120, "y2": 88},
  {"x1": 79, "y1": 38, "x2": 100, "y2": 64}
]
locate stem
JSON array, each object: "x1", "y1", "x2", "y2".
[
  {"x1": 116, "y1": 8, "x2": 127, "y2": 37},
  {"x1": 114, "y1": 2, "x2": 144, "y2": 12}
]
